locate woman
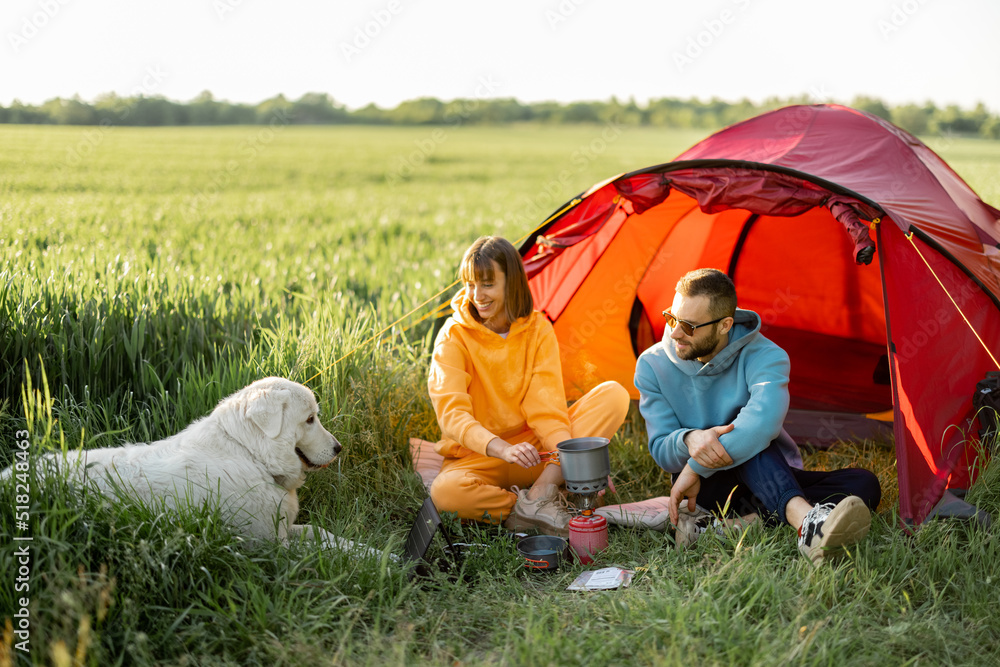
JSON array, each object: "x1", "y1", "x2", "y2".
[{"x1": 421, "y1": 236, "x2": 630, "y2": 536}]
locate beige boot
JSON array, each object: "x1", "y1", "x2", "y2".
[{"x1": 503, "y1": 484, "x2": 571, "y2": 537}]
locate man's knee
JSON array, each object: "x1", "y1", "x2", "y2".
[{"x1": 739, "y1": 441, "x2": 794, "y2": 479}]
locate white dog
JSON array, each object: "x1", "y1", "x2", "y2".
[{"x1": 5, "y1": 377, "x2": 384, "y2": 558}]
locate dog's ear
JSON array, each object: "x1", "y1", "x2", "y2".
[{"x1": 246, "y1": 388, "x2": 292, "y2": 439}]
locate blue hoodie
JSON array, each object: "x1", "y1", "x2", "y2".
[{"x1": 635, "y1": 308, "x2": 797, "y2": 477}]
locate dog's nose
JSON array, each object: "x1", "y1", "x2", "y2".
[{"x1": 332, "y1": 440, "x2": 342, "y2": 455}]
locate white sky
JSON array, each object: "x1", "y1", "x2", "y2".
[{"x1": 3, "y1": 0, "x2": 999, "y2": 112}]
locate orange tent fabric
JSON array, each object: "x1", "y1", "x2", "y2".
[{"x1": 519, "y1": 104, "x2": 1000, "y2": 525}]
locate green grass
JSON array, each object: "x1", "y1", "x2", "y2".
[{"x1": 2, "y1": 124, "x2": 1000, "y2": 666}]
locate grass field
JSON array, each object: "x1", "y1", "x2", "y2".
[{"x1": 2, "y1": 123, "x2": 1000, "y2": 666}]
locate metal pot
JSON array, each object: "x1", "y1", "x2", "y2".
[
  {"x1": 517, "y1": 535, "x2": 567, "y2": 571},
  {"x1": 557, "y1": 437, "x2": 611, "y2": 495}
]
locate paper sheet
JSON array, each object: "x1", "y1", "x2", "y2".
[{"x1": 566, "y1": 566, "x2": 634, "y2": 591}]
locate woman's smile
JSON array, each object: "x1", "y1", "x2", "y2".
[{"x1": 466, "y1": 259, "x2": 509, "y2": 333}]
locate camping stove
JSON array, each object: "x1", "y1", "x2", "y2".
[
  {"x1": 557, "y1": 437, "x2": 611, "y2": 511},
  {"x1": 557, "y1": 438, "x2": 611, "y2": 563}
]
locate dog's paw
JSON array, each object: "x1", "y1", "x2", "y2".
[
  {"x1": 293, "y1": 524, "x2": 398, "y2": 562},
  {"x1": 312, "y1": 528, "x2": 396, "y2": 562}
]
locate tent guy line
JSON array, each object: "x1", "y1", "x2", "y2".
[{"x1": 905, "y1": 231, "x2": 999, "y2": 370}]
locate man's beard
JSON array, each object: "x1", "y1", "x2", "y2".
[{"x1": 675, "y1": 329, "x2": 721, "y2": 361}]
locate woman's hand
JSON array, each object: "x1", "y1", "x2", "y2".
[{"x1": 486, "y1": 438, "x2": 541, "y2": 468}]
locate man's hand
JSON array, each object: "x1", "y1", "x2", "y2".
[
  {"x1": 684, "y1": 424, "x2": 735, "y2": 469},
  {"x1": 668, "y1": 464, "x2": 702, "y2": 526},
  {"x1": 486, "y1": 438, "x2": 541, "y2": 469}
]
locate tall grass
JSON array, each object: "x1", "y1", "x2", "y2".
[{"x1": 2, "y1": 125, "x2": 1000, "y2": 665}]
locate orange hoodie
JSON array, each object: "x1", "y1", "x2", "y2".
[{"x1": 428, "y1": 288, "x2": 572, "y2": 458}]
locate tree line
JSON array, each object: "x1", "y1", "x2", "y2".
[{"x1": 2, "y1": 91, "x2": 998, "y2": 139}]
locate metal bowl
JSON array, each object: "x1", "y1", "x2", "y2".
[
  {"x1": 557, "y1": 437, "x2": 610, "y2": 495},
  {"x1": 516, "y1": 535, "x2": 567, "y2": 571}
]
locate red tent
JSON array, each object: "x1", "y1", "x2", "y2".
[{"x1": 519, "y1": 104, "x2": 1000, "y2": 525}]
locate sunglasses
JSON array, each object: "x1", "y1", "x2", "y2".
[{"x1": 662, "y1": 310, "x2": 728, "y2": 336}]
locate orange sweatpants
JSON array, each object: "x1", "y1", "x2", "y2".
[{"x1": 428, "y1": 381, "x2": 631, "y2": 523}]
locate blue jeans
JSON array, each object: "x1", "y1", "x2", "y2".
[{"x1": 690, "y1": 441, "x2": 882, "y2": 526}]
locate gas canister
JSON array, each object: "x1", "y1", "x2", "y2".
[{"x1": 568, "y1": 514, "x2": 608, "y2": 564}]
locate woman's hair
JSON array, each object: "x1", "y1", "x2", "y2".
[
  {"x1": 675, "y1": 268, "x2": 737, "y2": 319},
  {"x1": 459, "y1": 236, "x2": 534, "y2": 323}
]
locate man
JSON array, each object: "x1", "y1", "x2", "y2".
[{"x1": 634, "y1": 268, "x2": 881, "y2": 565}]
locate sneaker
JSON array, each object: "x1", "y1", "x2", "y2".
[
  {"x1": 674, "y1": 507, "x2": 758, "y2": 549},
  {"x1": 674, "y1": 507, "x2": 716, "y2": 549},
  {"x1": 797, "y1": 496, "x2": 871, "y2": 566},
  {"x1": 503, "y1": 484, "x2": 571, "y2": 537}
]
